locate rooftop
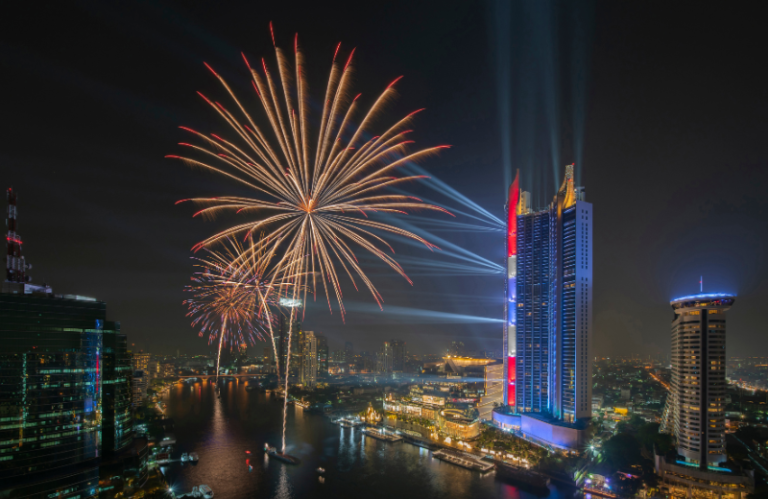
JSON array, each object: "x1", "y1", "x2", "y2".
[{"x1": 670, "y1": 292, "x2": 736, "y2": 304}]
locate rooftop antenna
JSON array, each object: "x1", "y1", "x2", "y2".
[{"x1": 6, "y1": 187, "x2": 32, "y2": 284}]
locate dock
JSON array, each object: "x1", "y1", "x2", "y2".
[
  {"x1": 362, "y1": 428, "x2": 403, "y2": 442},
  {"x1": 432, "y1": 450, "x2": 494, "y2": 473}
]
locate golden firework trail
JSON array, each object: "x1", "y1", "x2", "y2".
[{"x1": 171, "y1": 24, "x2": 449, "y2": 451}]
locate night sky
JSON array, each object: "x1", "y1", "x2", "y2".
[{"x1": 2, "y1": 1, "x2": 766, "y2": 358}]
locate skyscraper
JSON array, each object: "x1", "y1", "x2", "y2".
[
  {"x1": 496, "y1": 165, "x2": 593, "y2": 448},
  {"x1": 300, "y1": 331, "x2": 317, "y2": 388},
  {"x1": 101, "y1": 322, "x2": 133, "y2": 455},
  {"x1": 1, "y1": 189, "x2": 132, "y2": 498},
  {"x1": 315, "y1": 334, "x2": 328, "y2": 378},
  {"x1": 377, "y1": 341, "x2": 393, "y2": 373},
  {"x1": 661, "y1": 293, "x2": 734, "y2": 468},
  {"x1": 343, "y1": 341, "x2": 353, "y2": 363},
  {"x1": 132, "y1": 351, "x2": 150, "y2": 372},
  {"x1": 391, "y1": 339, "x2": 406, "y2": 372}
]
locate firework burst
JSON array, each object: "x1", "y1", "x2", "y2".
[
  {"x1": 184, "y1": 237, "x2": 286, "y2": 381},
  {"x1": 171, "y1": 25, "x2": 449, "y2": 452}
]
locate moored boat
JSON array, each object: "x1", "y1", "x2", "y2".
[
  {"x1": 190, "y1": 484, "x2": 214, "y2": 498},
  {"x1": 263, "y1": 443, "x2": 300, "y2": 464}
]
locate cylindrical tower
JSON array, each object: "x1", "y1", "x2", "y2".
[{"x1": 667, "y1": 293, "x2": 734, "y2": 468}]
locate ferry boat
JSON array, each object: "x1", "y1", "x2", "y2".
[
  {"x1": 191, "y1": 484, "x2": 214, "y2": 498},
  {"x1": 263, "y1": 443, "x2": 299, "y2": 464}
]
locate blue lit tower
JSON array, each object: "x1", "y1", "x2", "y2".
[
  {"x1": 515, "y1": 193, "x2": 550, "y2": 413},
  {"x1": 547, "y1": 164, "x2": 593, "y2": 422},
  {"x1": 512, "y1": 164, "x2": 593, "y2": 423}
]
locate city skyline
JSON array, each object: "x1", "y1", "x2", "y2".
[
  {"x1": 3, "y1": 3, "x2": 768, "y2": 499},
  {"x1": 2, "y1": 1, "x2": 767, "y2": 360}
]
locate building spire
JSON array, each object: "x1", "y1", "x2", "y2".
[
  {"x1": 557, "y1": 164, "x2": 577, "y2": 208},
  {"x1": 5, "y1": 188, "x2": 31, "y2": 284}
]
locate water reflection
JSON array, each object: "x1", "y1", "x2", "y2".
[{"x1": 161, "y1": 381, "x2": 571, "y2": 499}]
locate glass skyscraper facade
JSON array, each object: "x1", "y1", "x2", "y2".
[
  {"x1": 515, "y1": 209, "x2": 550, "y2": 413},
  {"x1": 101, "y1": 323, "x2": 133, "y2": 456},
  {"x1": 0, "y1": 294, "x2": 103, "y2": 498},
  {"x1": 507, "y1": 164, "x2": 593, "y2": 425},
  {"x1": 0, "y1": 293, "x2": 132, "y2": 498}
]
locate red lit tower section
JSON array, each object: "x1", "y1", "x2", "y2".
[{"x1": 505, "y1": 173, "x2": 519, "y2": 406}]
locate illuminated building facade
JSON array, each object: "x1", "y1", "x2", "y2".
[
  {"x1": 546, "y1": 165, "x2": 593, "y2": 422},
  {"x1": 377, "y1": 341, "x2": 393, "y2": 373},
  {"x1": 300, "y1": 331, "x2": 317, "y2": 388},
  {"x1": 101, "y1": 323, "x2": 133, "y2": 456},
  {"x1": 498, "y1": 164, "x2": 593, "y2": 447},
  {"x1": 479, "y1": 362, "x2": 503, "y2": 421},
  {"x1": 384, "y1": 388, "x2": 481, "y2": 440},
  {"x1": 0, "y1": 294, "x2": 105, "y2": 499},
  {"x1": 131, "y1": 370, "x2": 148, "y2": 407},
  {"x1": 131, "y1": 352, "x2": 150, "y2": 373},
  {"x1": 661, "y1": 293, "x2": 734, "y2": 468},
  {"x1": 315, "y1": 334, "x2": 328, "y2": 378},
  {"x1": 503, "y1": 173, "x2": 519, "y2": 406}
]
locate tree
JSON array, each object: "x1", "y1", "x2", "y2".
[{"x1": 603, "y1": 433, "x2": 643, "y2": 473}]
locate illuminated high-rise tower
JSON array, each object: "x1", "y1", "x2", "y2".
[
  {"x1": 661, "y1": 293, "x2": 733, "y2": 468},
  {"x1": 499, "y1": 165, "x2": 593, "y2": 445},
  {"x1": 546, "y1": 164, "x2": 593, "y2": 422}
]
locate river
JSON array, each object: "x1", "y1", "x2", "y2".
[{"x1": 160, "y1": 379, "x2": 574, "y2": 499}]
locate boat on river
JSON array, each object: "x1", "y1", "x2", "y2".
[
  {"x1": 190, "y1": 484, "x2": 214, "y2": 498},
  {"x1": 432, "y1": 449, "x2": 494, "y2": 473},
  {"x1": 263, "y1": 443, "x2": 299, "y2": 464},
  {"x1": 189, "y1": 452, "x2": 199, "y2": 462},
  {"x1": 494, "y1": 461, "x2": 551, "y2": 494}
]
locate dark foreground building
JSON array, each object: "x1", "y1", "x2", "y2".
[
  {"x1": 0, "y1": 292, "x2": 132, "y2": 498},
  {"x1": 1, "y1": 189, "x2": 134, "y2": 498}
]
